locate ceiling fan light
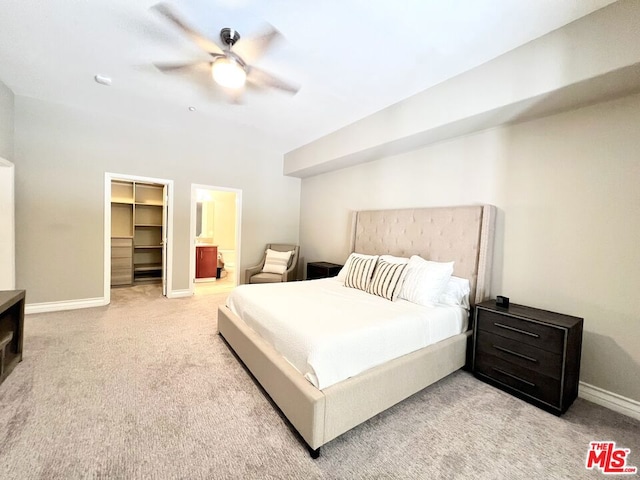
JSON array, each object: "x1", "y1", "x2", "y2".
[{"x1": 212, "y1": 58, "x2": 246, "y2": 89}]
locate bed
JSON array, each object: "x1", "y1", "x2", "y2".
[{"x1": 217, "y1": 205, "x2": 496, "y2": 457}]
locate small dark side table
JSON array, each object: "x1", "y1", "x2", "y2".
[
  {"x1": 0, "y1": 290, "x2": 25, "y2": 385},
  {"x1": 307, "y1": 262, "x2": 343, "y2": 280}
]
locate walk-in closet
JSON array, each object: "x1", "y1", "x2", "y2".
[{"x1": 110, "y1": 180, "x2": 166, "y2": 287}]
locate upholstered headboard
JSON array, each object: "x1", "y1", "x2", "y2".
[{"x1": 349, "y1": 205, "x2": 496, "y2": 306}]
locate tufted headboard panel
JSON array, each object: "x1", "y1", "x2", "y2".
[{"x1": 350, "y1": 205, "x2": 496, "y2": 305}]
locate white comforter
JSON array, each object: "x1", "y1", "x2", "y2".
[{"x1": 226, "y1": 278, "x2": 468, "y2": 390}]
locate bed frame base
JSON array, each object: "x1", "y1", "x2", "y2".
[
  {"x1": 308, "y1": 446, "x2": 320, "y2": 459},
  {"x1": 218, "y1": 304, "x2": 469, "y2": 453}
]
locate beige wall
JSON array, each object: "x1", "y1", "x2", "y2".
[
  {"x1": 299, "y1": 93, "x2": 640, "y2": 402},
  {"x1": 0, "y1": 79, "x2": 14, "y2": 160},
  {"x1": 13, "y1": 95, "x2": 300, "y2": 302},
  {"x1": 212, "y1": 190, "x2": 237, "y2": 251},
  {"x1": 285, "y1": 0, "x2": 640, "y2": 178}
]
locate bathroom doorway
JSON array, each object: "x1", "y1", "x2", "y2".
[{"x1": 189, "y1": 184, "x2": 242, "y2": 296}]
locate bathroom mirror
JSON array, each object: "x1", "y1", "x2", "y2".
[{"x1": 195, "y1": 200, "x2": 215, "y2": 241}]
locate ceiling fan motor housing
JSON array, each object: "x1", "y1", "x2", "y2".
[{"x1": 220, "y1": 28, "x2": 240, "y2": 47}]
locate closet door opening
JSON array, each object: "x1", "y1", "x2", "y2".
[{"x1": 104, "y1": 173, "x2": 173, "y2": 303}]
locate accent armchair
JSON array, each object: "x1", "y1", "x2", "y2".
[{"x1": 245, "y1": 244, "x2": 300, "y2": 284}]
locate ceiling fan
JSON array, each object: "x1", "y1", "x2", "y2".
[{"x1": 151, "y1": 2, "x2": 299, "y2": 101}]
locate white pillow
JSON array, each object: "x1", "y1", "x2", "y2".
[
  {"x1": 337, "y1": 253, "x2": 379, "y2": 283},
  {"x1": 262, "y1": 249, "x2": 293, "y2": 275},
  {"x1": 379, "y1": 255, "x2": 410, "y2": 265},
  {"x1": 398, "y1": 255, "x2": 454, "y2": 306},
  {"x1": 438, "y1": 276, "x2": 471, "y2": 308},
  {"x1": 343, "y1": 254, "x2": 378, "y2": 291}
]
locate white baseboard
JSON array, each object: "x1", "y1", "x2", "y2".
[
  {"x1": 579, "y1": 381, "x2": 640, "y2": 421},
  {"x1": 168, "y1": 289, "x2": 192, "y2": 298},
  {"x1": 25, "y1": 290, "x2": 193, "y2": 312},
  {"x1": 26, "y1": 297, "x2": 107, "y2": 314}
]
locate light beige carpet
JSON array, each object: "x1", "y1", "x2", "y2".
[{"x1": 0, "y1": 285, "x2": 638, "y2": 479}]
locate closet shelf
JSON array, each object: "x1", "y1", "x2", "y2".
[{"x1": 134, "y1": 263, "x2": 162, "y2": 272}]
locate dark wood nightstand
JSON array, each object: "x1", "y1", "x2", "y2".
[
  {"x1": 0, "y1": 290, "x2": 25, "y2": 386},
  {"x1": 472, "y1": 300, "x2": 583, "y2": 415},
  {"x1": 306, "y1": 262, "x2": 343, "y2": 280}
]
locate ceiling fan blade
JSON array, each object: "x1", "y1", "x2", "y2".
[
  {"x1": 154, "y1": 61, "x2": 219, "y2": 95},
  {"x1": 233, "y1": 25, "x2": 282, "y2": 64},
  {"x1": 247, "y1": 67, "x2": 300, "y2": 95},
  {"x1": 154, "y1": 60, "x2": 214, "y2": 74},
  {"x1": 154, "y1": 61, "x2": 244, "y2": 104},
  {"x1": 151, "y1": 2, "x2": 224, "y2": 56}
]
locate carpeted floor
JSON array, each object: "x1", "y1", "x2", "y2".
[{"x1": 0, "y1": 285, "x2": 638, "y2": 479}]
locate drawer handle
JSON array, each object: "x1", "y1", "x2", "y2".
[
  {"x1": 494, "y1": 322, "x2": 539, "y2": 338},
  {"x1": 492, "y1": 367, "x2": 536, "y2": 387},
  {"x1": 493, "y1": 345, "x2": 538, "y2": 363}
]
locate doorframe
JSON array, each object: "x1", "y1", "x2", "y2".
[
  {"x1": 189, "y1": 184, "x2": 242, "y2": 295},
  {"x1": 0, "y1": 158, "x2": 15, "y2": 290},
  {"x1": 104, "y1": 172, "x2": 174, "y2": 304}
]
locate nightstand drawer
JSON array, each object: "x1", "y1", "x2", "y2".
[
  {"x1": 475, "y1": 330, "x2": 562, "y2": 379},
  {"x1": 475, "y1": 352, "x2": 561, "y2": 408},
  {"x1": 477, "y1": 309, "x2": 564, "y2": 354}
]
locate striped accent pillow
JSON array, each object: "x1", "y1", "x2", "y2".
[
  {"x1": 367, "y1": 259, "x2": 408, "y2": 301},
  {"x1": 344, "y1": 255, "x2": 378, "y2": 291},
  {"x1": 262, "y1": 249, "x2": 293, "y2": 274}
]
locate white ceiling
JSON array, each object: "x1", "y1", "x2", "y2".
[{"x1": 0, "y1": 0, "x2": 618, "y2": 153}]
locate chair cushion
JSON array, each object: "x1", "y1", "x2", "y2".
[
  {"x1": 250, "y1": 272, "x2": 284, "y2": 284},
  {"x1": 262, "y1": 249, "x2": 294, "y2": 274}
]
